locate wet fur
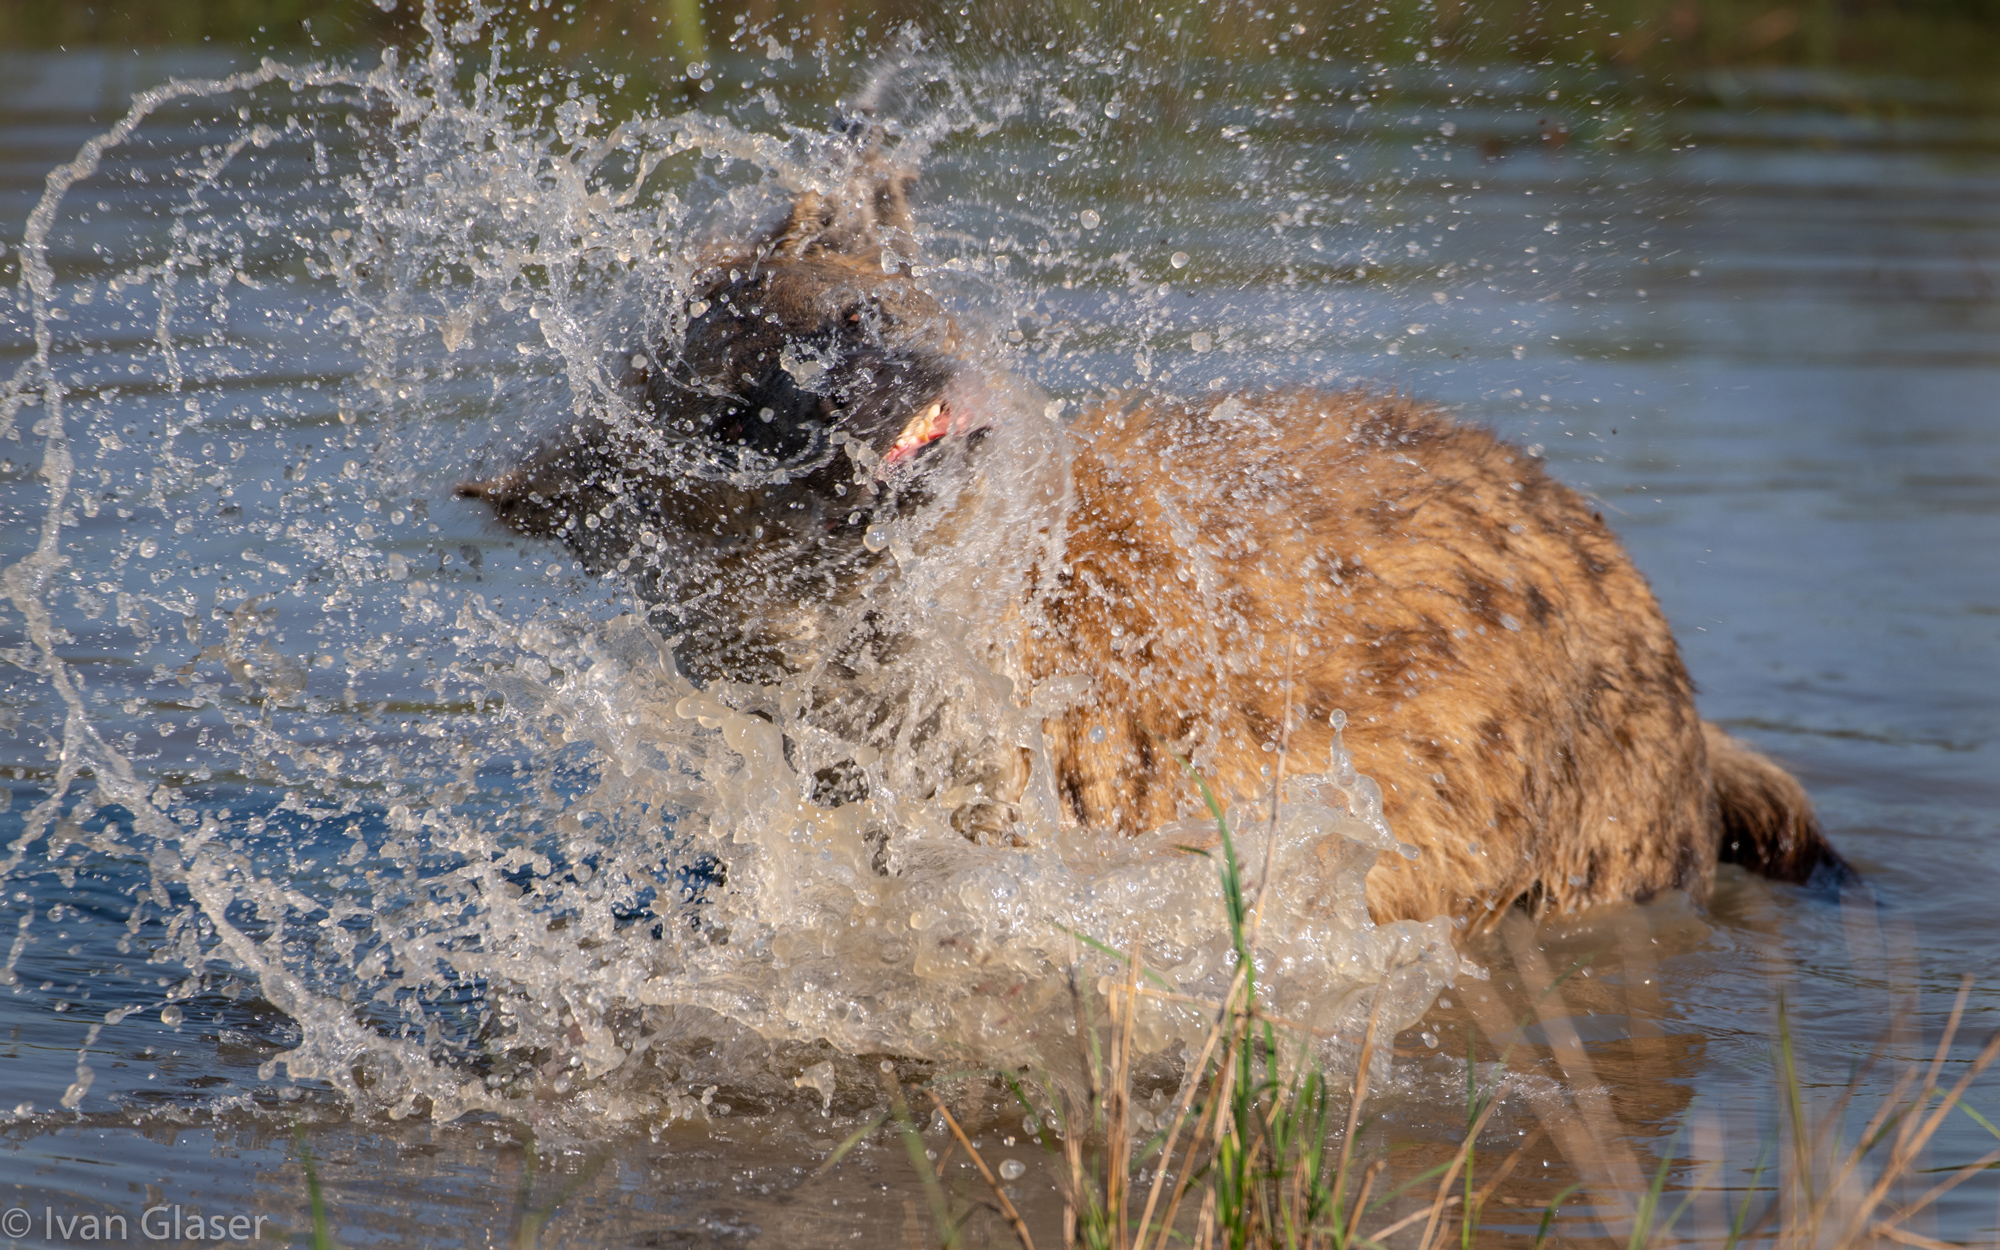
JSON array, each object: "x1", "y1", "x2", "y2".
[
  {"x1": 1033, "y1": 390, "x2": 1847, "y2": 924},
  {"x1": 463, "y1": 130, "x2": 1847, "y2": 930}
]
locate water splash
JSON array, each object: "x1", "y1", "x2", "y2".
[{"x1": 0, "y1": 8, "x2": 1481, "y2": 1133}]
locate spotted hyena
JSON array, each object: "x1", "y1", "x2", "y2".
[{"x1": 461, "y1": 122, "x2": 1844, "y2": 929}]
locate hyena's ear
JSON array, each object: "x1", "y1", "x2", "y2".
[
  {"x1": 765, "y1": 120, "x2": 919, "y2": 261},
  {"x1": 771, "y1": 190, "x2": 837, "y2": 258},
  {"x1": 866, "y1": 159, "x2": 917, "y2": 239}
]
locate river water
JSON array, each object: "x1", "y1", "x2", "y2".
[{"x1": 1, "y1": 22, "x2": 1996, "y2": 1248}]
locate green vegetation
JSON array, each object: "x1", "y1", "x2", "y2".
[
  {"x1": 3, "y1": 0, "x2": 1997, "y2": 87},
  {"x1": 860, "y1": 769, "x2": 2000, "y2": 1247},
  {"x1": 292, "y1": 1124, "x2": 340, "y2": 1250}
]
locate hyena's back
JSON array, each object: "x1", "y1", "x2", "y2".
[{"x1": 1023, "y1": 389, "x2": 1837, "y2": 926}]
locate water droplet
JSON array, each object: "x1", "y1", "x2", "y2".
[
  {"x1": 1421, "y1": 1030, "x2": 1440, "y2": 1048},
  {"x1": 137, "y1": 538, "x2": 158, "y2": 559},
  {"x1": 1170, "y1": 251, "x2": 1190, "y2": 269},
  {"x1": 1079, "y1": 210, "x2": 1100, "y2": 230},
  {"x1": 863, "y1": 525, "x2": 890, "y2": 554},
  {"x1": 1189, "y1": 331, "x2": 1212, "y2": 353},
  {"x1": 1088, "y1": 726, "x2": 1107, "y2": 744},
  {"x1": 160, "y1": 1005, "x2": 183, "y2": 1026},
  {"x1": 999, "y1": 1158, "x2": 1026, "y2": 1180},
  {"x1": 1103, "y1": 101, "x2": 1122, "y2": 119}
]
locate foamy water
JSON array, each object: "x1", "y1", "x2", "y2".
[{"x1": 0, "y1": 11, "x2": 1483, "y2": 1135}]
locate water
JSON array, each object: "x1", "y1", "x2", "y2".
[{"x1": 2, "y1": 19, "x2": 1997, "y2": 1246}]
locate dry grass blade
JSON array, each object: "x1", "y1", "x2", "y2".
[
  {"x1": 1468, "y1": 1124, "x2": 1544, "y2": 1213},
  {"x1": 1194, "y1": 1187, "x2": 1216, "y2": 1250},
  {"x1": 1870, "y1": 1222, "x2": 1964, "y2": 1250},
  {"x1": 1409, "y1": 1081, "x2": 1508, "y2": 1250},
  {"x1": 1481, "y1": 927, "x2": 1648, "y2": 1207},
  {"x1": 1345, "y1": 1158, "x2": 1386, "y2": 1244},
  {"x1": 1145, "y1": 962, "x2": 1253, "y2": 1250},
  {"x1": 1881, "y1": 1144, "x2": 2000, "y2": 1229},
  {"x1": 1373, "y1": 1194, "x2": 1461, "y2": 1241},
  {"x1": 1332, "y1": 995, "x2": 1384, "y2": 1210},
  {"x1": 1135, "y1": 967, "x2": 1238, "y2": 1250},
  {"x1": 1915, "y1": 979, "x2": 1977, "y2": 1142},
  {"x1": 925, "y1": 1089, "x2": 1038, "y2": 1250},
  {"x1": 1109, "y1": 951, "x2": 1142, "y2": 1249},
  {"x1": 1065, "y1": 933, "x2": 1097, "y2": 1246},
  {"x1": 1842, "y1": 1025, "x2": 2000, "y2": 1242},
  {"x1": 1817, "y1": 1036, "x2": 1910, "y2": 1204}
]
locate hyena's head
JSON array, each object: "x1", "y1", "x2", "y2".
[{"x1": 459, "y1": 125, "x2": 982, "y2": 659}]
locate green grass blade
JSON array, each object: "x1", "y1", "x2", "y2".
[
  {"x1": 1627, "y1": 1135, "x2": 1676, "y2": 1250},
  {"x1": 886, "y1": 1080, "x2": 960, "y2": 1248},
  {"x1": 1533, "y1": 1183, "x2": 1582, "y2": 1250},
  {"x1": 1725, "y1": 1141, "x2": 1772, "y2": 1250},
  {"x1": 811, "y1": 1111, "x2": 890, "y2": 1180},
  {"x1": 291, "y1": 1124, "x2": 337, "y2": 1250},
  {"x1": 1774, "y1": 994, "x2": 1816, "y2": 1213},
  {"x1": 1057, "y1": 925, "x2": 1177, "y2": 990},
  {"x1": 1958, "y1": 1100, "x2": 2000, "y2": 1142}
]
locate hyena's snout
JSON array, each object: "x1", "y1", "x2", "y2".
[
  {"x1": 459, "y1": 120, "x2": 983, "y2": 578},
  {"x1": 455, "y1": 431, "x2": 617, "y2": 545}
]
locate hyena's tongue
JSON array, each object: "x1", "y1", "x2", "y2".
[
  {"x1": 879, "y1": 375, "x2": 1001, "y2": 472},
  {"x1": 883, "y1": 400, "x2": 954, "y2": 466}
]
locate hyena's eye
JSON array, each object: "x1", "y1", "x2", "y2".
[{"x1": 842, "y1": 299, "x2": 894, "y2": 330}]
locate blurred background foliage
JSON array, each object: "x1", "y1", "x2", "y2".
[{"x1": 0, "y1": 0, "x2": 1995, "y2": 85}]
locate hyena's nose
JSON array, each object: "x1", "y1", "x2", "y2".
[{"x1": 455, "y1": 470, "x2": 527, "y2": 513}]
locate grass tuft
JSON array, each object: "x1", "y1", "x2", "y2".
[{"x1": 862, "y1": 766, "x2": 2000, "y2": 1249}]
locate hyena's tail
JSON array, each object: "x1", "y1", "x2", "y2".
[{"x1": 1703, "y1": 722, "x2": 1853, "y2": 885}]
